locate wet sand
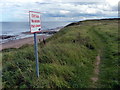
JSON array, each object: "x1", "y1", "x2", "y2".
[{"x1": 0, "y1": 35, "x2": 51, "y2": 51}]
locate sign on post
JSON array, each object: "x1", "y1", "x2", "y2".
[
  {"x1": 29, "y1": 11, "x2": 41, "y2": 33},
  {"x1": 29, "y1": 11, "x2": 41, "y2": 77}
]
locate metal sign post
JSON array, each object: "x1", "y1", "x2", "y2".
[
  {"x1": 34, "y1": 33, "x2": 39, "y2": 77},
  {"x1": 29, "y1": 11, "x2": 41, "y2": 77}
]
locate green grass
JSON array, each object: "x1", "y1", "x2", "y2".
[
  {"x1": 2, "y1": 19, "x2": 119, "y2": 88},
  {"x1": 92, "y1": 24, "x2": 119, "y2": 88},
  {"x1": 0, "y1": 52, "x2": 2, "y2": 89}
]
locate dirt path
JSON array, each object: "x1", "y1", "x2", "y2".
[{"x1": 91, "y1": 53, "x2": 101, "y2": 88}]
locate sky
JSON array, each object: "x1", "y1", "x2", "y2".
[{"x1": 0, "y1": 0, "x2": 119, "y2": 22}]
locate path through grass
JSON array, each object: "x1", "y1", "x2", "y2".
[{"x1": 2, "y1": 19, "x2": 119, "y2": 88}]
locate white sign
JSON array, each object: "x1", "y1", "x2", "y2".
[{"x1": 29, "y1": 11, "x2": 41, "y2": 33}]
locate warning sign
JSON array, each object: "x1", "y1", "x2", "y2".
[{"x1": 29, "y1": 11, "x2": 41, "y2": 33}]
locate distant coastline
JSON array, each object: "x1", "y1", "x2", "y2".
[
  {"x1": 0, "y1": 21, "x2": 71, "y2": 44},
  {"x1": 0, "y1": 26, "x2": 63, "y2": 51},
  {"x1": 0, "y1": 26, "x2": 63, "y2": 44},
  {"x1": 1, "y1": 18, "x2": 118, "y2": 50}
]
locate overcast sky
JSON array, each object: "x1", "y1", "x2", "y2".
[{"x1": 0, "y1": 0, "x2": 119, "y2": 22}]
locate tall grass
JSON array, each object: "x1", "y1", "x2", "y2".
[{"x1": 2, "y1": 19, "x2": 119, "y2": 88}]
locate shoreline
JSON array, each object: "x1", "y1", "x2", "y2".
[
  {"x1": 0, "y1": 34, "x2": 51, "y2": 51},
  {"x1": 0, "y1": 26, "x2": 62, "y2": 44},
  {"x1": 0, "y1": 27, "x2": 63, "y2": 51}
]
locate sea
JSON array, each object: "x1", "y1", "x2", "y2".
[{"x1": 0, "y1": 21, "x2": 72, "y2": 44}]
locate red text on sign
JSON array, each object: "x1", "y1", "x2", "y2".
[
  {"x1": 31, "y1": 25, "x2": 41, "y2": 28},
  {"x1": 31, "y1": 20, "x2": 40, "y2": 23},
  {"x1": 32, "y1": 14, "x2": 40, "y2": 18}
]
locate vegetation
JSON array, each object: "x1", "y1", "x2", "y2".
[
  {"x1": 1, "y1": 18, "x2": 119, "y2": 88},
  {"x1": 0, "y1": 53, "x2": 2, "y2": 89}
]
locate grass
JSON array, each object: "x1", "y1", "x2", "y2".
[
  {"x1": 2, "y1": 18, "x2": 119, "y2": 88},
  {"x1": 92, "y1": 23, "x2": 119, "y2": 88},
  {"x1": 0, "y1": 52, "x2": 2, "y2": 89}
]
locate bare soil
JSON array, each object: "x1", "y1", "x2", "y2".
[{"x1": 91, "y1": 53, "x2": 101, "y2": 88}]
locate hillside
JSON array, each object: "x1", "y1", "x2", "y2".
[{"x1": 2, "y1": 18, "x2": 119, "y2": 88}]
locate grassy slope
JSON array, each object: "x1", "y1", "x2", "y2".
[
  {"x1": 0, "y1": 53, "x2": 2, "y2": 89},
  {"x1": 2, "y1": 19, "x2": 119, "y2": 88}
]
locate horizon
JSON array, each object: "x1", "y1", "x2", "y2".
[{"x1": 0, "y1": 17, "x2": 119, "y2": 23}]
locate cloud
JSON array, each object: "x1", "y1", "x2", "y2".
[
  {"x1": 60, "y1": 10, "x2": 70, "y2": 14},
  {"x1": 0, "y1": 0, "x2": 119, "y2": 22},
  {"x1": 105, "y1": 0, "x2": 119, "y2": 6}
]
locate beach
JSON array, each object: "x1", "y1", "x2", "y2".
[
  {"x1": 0, "y1": 26, "x2": 63, "y2": 51},
  {"x1": 0, "y1": 21, "x2": 71, "y2": 51},
  {"x1": 0, "y1": 35, "x2": 51, "y2": 51}
]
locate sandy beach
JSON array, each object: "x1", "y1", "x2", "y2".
[
  {"x1": 0, "y1": 35, "x2": 51, "y2": 51},
  {"x1": 0, "y1": 26, "x2": 62, "y2": 51}
]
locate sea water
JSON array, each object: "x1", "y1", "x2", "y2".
[{"x1": 0, "y1": 21, "x2": 72, "y2": 44}]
